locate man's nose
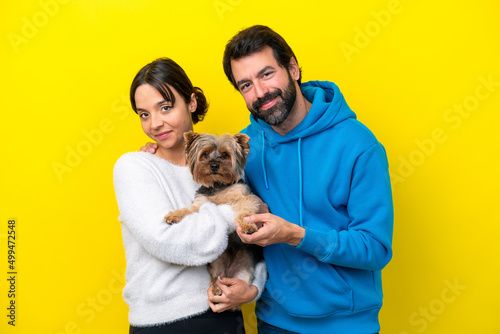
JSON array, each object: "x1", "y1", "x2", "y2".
[{"x1": 254, "y1": 81, "x2": 269, "y2": 99}]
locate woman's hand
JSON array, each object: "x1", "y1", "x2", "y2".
[
  {"x1": 140, "y1": 142, "x2": 158, "y2": 154},
  {"x1": 207, "y1": 276, "x2": 258, "y2": 313}
]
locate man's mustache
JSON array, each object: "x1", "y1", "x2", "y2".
[{"x1": 252, "y1": 89, "x2": 282, "y2": 110}]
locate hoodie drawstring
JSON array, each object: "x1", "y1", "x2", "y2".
[
  {"x1": 261, "y1": 130, "x2": 269, "y2": 190},
  {"x1": 298, "y1": 138, "x2": 304, "y2": 227},
  {"x1": 260, "y1": 130, "x2": 304, "y2": 227}
]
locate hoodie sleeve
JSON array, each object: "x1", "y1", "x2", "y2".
[
  {"x1": 296, "y1": 143, "x2": 393, "y2": 271},
  {"x1": 113, "y1": 153, "x2": 236, "y2": 267}
]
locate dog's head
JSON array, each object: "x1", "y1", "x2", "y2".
[{"x1": 183, "y1": 131, "x2": 250, "y2": 187}]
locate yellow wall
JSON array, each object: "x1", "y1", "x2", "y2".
[{"x1": 1, "y1": 1, "x2": 499, "y2": 333}]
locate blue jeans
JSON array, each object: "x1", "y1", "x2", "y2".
[
  {"x1": 257, "y1": 320, "x2": 380, "y2": 334},
  {"x1": 257, "y1": 321, "x2": 299, "y2": 334}
]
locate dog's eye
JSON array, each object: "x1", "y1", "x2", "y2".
[
  {"x1": 220, "y1": 152, "x2": 229, "y2": 159},
  {"x1": 202, "y1": 152, "x2": 210, "y2": 158}
]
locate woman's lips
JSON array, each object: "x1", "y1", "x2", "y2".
[{"x1": 156, "y1": 131, "x2": 171, "y2": 141}]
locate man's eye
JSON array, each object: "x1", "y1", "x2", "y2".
[{"x1": 240, "y1": 83, "x2": 251, "y2": 92}]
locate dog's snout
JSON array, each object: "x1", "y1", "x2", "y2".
[{"x1": 210, "y1": 162, "x2": 219, "y2": 172}]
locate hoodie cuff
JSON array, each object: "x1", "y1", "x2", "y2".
[{"x1": 296, "y1": 227, "x2": 337, "y2": 261}]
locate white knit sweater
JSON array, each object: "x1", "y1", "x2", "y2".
[{"x1": 113, "y1": 152, "x2": 266, "y2": 326}]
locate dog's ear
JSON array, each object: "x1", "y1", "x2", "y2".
[
  {"x1": 234, "y1": 133, "x2": 250, "y2": 156},
  {"x1": 184, "y1": 131, "x2": 200, "y2": 153}
]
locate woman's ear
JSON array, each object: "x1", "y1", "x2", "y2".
[{"x1": 189, "y1": 93, "x2": 197, "y2": 113}]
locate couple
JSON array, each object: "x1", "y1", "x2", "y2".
[{"x1": 113, "y1": 25, "x2": 393, "y2": 334}]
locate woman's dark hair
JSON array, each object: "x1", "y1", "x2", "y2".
[
  {"x1": 223, "y1": 25, "x2": 302, "y2": 90},
  {"x1": 130, "y1": 58, "x2": 208, "y2": 124}
]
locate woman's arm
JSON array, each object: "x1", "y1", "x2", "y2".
[{"x1": 114, "y1": 153, "x2": 236, "y2": 266}]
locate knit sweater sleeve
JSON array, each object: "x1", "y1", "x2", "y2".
[
  {"x1": 113, "y1": 153, "x2": 236, "y2": 266},
  {"x1": 250, "y1": 260, "x2": 267, "y2": 303}
]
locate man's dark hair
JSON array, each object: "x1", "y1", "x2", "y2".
[{"x1": 223, "y1": 25, "x2": 302, "y2": 90}]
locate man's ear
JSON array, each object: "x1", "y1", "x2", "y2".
[{"x1": 288, "y1": 57, "x2": 300, "y2": 81}]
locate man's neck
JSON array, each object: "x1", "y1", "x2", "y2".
[{"x1": 272, "y1": 92, "x2": 311, "y2": 136}]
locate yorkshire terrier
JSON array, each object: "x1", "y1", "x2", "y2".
[{"x1": 164, "y1": 131, "x2": 262, "y2": 305}]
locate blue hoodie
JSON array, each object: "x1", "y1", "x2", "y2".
[{"x1": 241, "y1": 81, "x2": 393, "y2": 333}]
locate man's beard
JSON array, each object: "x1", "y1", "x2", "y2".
[{"x1": 248, "y1": 74, "x2": 297, "y2": 126}]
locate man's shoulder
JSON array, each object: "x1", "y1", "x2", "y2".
[
  {"x1": 337, "y1": 118, "x2": 378, "y2": 140},
  {"x1": 240, "y1": 125, "x2": 252, "y2": 135}
]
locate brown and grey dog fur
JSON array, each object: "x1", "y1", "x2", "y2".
[{"x1": 164, "y1": 131, "x2": 262, "y2": 308}]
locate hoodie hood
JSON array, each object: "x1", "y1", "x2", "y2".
[
  {"x1": 247, "y1": 80, "x2": 357, "y2": 144},
  {"x1": 242, "y1": 81, "x2": 358, "y2": 227}
]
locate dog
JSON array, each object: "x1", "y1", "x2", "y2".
[{"x1": 164, "y1": 131, "x2": 262, "y2": 307}]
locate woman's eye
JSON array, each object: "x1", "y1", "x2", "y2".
[
  {"x1": 161, "y1": 105, "x2": 172, "y2": 112},
  {"x1": 139, "y1": 112, "x2": 149, "y2": 119}
]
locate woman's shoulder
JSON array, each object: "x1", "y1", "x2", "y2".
[
  {"x1": 115, "y1": 151, "x2": 157, "y2": 168},
  {"x1": 114, "y1": 151, "x2": 191, "y2": 179},
  {"x1": 113, "y1": 151, "x2": 172, "y2": 177}
]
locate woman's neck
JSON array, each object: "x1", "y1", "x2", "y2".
[{"x1": 156, "y1": 145, "x2": 187, "y2": 166}]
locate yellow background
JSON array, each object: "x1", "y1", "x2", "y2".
[{"x1": 1, "y1": 0, "x2": 499, "y2": 333}]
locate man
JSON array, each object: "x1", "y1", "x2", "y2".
[{"x1": 222, "y1": 25, "x2": 393, "y2": 333}]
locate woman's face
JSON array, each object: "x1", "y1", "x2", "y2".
[{"x1": 134, "y1": 83, "x2": 196, "y2": 154}]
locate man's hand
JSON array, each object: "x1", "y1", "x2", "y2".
[
  {"x1": 140, "y1": 142, "x2": 158, "y2": 154},
  {"x1": 237, "y1": 213, "x2": 305, "y2": 247},
  {"x1": 208, "y1": 276, "x2": 258, "y2": 313}
]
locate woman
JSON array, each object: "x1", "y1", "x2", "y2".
[{"x1": 113, "y1": 58, "x2": 266, "y2": 333}]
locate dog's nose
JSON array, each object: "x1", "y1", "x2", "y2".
[{"x1": 210, "y1": 163, "x2": 219, "y2": 172}]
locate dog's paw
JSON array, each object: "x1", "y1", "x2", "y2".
[
  {"x1": 212, "y1": 284, "x2": 223, "y2": 296},
  {"x1": 240, "y1": 221, "x2": 259, "y2": 234},
  {"x1": 164, "y1": 216, "x2": 179, "y2": 224},
  {"x1": 164, "y1": 208, "x2": 191, "y2": 224},
  {"x1": 164, "y1": 213, "x2": 182, "y2": 224}
]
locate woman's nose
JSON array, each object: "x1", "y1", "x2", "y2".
[{"x1": 150, "y1": 112, "x2": 164, "y2": 129}]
